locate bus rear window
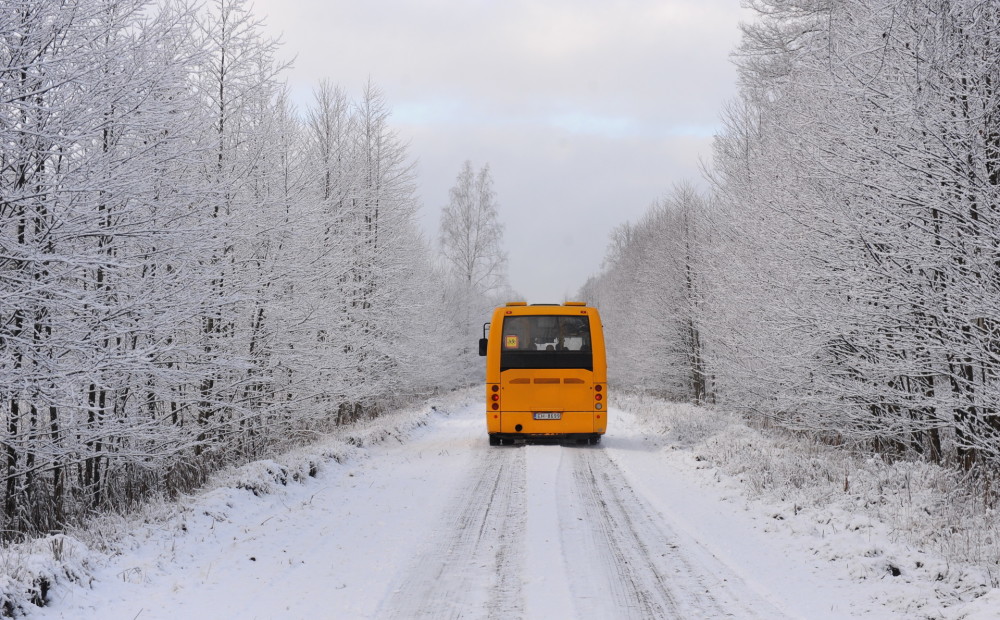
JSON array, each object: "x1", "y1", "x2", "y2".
[{"x1": 500, "y1": 315, "x2": 592, "y2": 370}]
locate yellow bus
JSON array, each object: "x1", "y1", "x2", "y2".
[{"x1": 478, "y1": 301, "x2": 607, "y2": 445}]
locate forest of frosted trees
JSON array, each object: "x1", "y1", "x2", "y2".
[
  {"x1": 6, "y1": 0, "x2": 999, "y2": 540},
  {"x1": 0, "y1": 0, "x2": 467, "y2": 538},
  {"x1": 586, "y1": 1, "x2": 1000, "y2": 474}
]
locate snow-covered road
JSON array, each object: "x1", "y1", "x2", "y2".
[
  {"x1": 379, "y1": 436, "x2": 786, "y2": 619},
  {"x1": 34, "y1": 398, "x2": 899, "y2": 619}
]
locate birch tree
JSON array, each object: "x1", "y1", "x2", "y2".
[{"x1": 439, "y1": 161, "x2": 508, "y2": 382}]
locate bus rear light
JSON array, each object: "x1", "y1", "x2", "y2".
[
  {"x1": 596, "y1": 403, "x2": 603, "y2": 410},
  {"x1": 491, "y1": 393, "x2": 500, "y2": 402},
  {"x1": 492, "y1": 403, "x2": 499, "y2": 410},
  {"x1": 595, "y1": 393, "x2": 602, "y2": 401},
  {"x1": 491, "y1": 385, "x2": 499, "y2": 392},
  {"x1": 595, "y1": 384, "x2": 603, "y2": 392}
]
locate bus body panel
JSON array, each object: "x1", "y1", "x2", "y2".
[
  {"x1": 483, "y1": 303, "x2": 607, "y2": 442},
  {"x1": 498, "y1": 369, "x2": 595, "y2": 412}
]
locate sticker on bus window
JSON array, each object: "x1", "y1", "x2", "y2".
[{"x1": 505, "y1": 335, "x2": 519, "y2": 348}]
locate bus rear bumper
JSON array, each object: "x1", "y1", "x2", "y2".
[
  {"x1": 488, "y1": 432, "x2": 602, "y2": 446},
  {"x1": 493, "y1": 411, "x2": 605, "y2": 435}
]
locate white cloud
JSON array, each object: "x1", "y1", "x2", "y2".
[{"x1": 548, "y1": 112, "x2": 638, "y2": 139}]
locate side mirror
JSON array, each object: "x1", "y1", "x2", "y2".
[{"x1": 478, "y1": 338, "x2": 488, "y2": 356}]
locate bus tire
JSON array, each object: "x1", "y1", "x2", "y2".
[{"x1": 489, "y1": 435, "x2": 501, "y2": 446}]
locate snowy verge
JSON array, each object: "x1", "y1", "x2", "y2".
[
  {"x1": 613, "y1": 392, "x2": 999, "y2": 620},
  {"x1": 0, "y1": 388, "x2": 478, "y2": 618}
]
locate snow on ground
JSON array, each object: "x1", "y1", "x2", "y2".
[{"x1": 4, "y1": 389, "x2": 998, "y2": 619}]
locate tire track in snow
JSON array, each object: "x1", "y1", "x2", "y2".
[
  {"x1": 563, "y1": 447, "x2": 787, "y2": 619},
  {"x1": 381, "y1": 444, "x2": 526, "y2": 619}
]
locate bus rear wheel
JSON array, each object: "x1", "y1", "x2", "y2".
[{"x1": 489, "y1": 435, "x2": 501, "y2": 446}]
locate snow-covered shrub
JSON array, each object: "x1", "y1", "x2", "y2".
[
  {"x1": 613, "y1": 391, "x2": 734, "y2": 446},
  {"x1": 0, "y1": 535, "x2": 93, "y2": 616}
]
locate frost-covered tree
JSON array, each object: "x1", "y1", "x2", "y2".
[
  {"x1": 583, "y1": 184, "x2": 711, "y2": 403},
  {"x1": 0, "y1": 0, "x2": 214, "y2": 533},
  {"x1": 440, "y1": 161, "x2": 507, "y2": 295},
  {"x1": 1, "y1": 0, "x2": 458, "y2": 539},
  {"x1": 587, "y1": 0, "x2": 1000, "y2": 474},
  {"x1": 706, "y1": 0, "x2": 1000, "y2": 470},
  {"x1": 295, "y1": 79, "x2": 455, "y2": 420},
  {"x1": 439, "y1": 161, "x2": 508, "y2": 382},
  {"x1": 183, "y1": 0, "x2": 291, "y2": 457}
]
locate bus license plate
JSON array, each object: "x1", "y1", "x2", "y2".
[{"x1": 533, "y1": 412, "x2": 562, "y2": 420}]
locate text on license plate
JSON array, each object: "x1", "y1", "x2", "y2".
[{"x1": 533, "y1": 412, "x2": 562, "y2": 420}]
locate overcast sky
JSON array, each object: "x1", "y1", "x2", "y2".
[{"x1": 252, "y1": 0, "x2": 749, "y2": 303}]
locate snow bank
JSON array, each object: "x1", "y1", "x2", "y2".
[
  {"x1": 614, "y1": 392, "x2": 1000, "y2": 618},
  {"x1": 0, "y1": 388, "x2": 477, "y2": 617}
]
